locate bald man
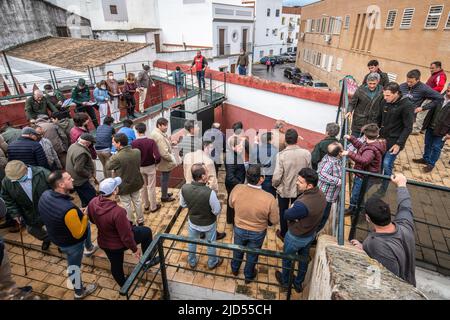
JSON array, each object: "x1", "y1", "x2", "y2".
[{"x1": 25, "y1": 90, "x2": 58, "y2": 121}]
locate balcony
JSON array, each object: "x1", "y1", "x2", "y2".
[
  {"x1": 288, "y1": 23, "x2": 295, "y2": 31},
  {"x1": 287, "y1": 38, "x2": 294, "y2": 44},
  {"x1": 216, "y1": 44, "x2": 231, "y2": 57},
  {"x1": 240, "y1": 42, "x2": 253, "y2": 53}
]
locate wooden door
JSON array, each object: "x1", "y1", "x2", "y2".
[
  {"x1": 154, "y1": 33, "x2": 161, "y2": 53},
  {"x1": 242, "y1": 29, "x2": 248, "y2": 51},
  {"x1": 219, "y1": 29, "x2": 225, "y2": 55}
]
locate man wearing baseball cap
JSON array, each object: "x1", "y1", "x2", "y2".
[
  {"x1": 0, "y1": 160, "x2": 52, "y2": 250},
  {"x1": 87, "y1": 177, "x2": 159, "y2": 286},
  {"x1": 71, "y1": 78, "x2": 99, "y2": 128}
]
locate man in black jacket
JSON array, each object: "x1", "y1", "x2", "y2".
[
  {"x1": 7, "y1": 127, "x2": 49, "y2": 170},
  {"x1": 413, "y1": 84, "x2": 450, "y2": 172},
  {"x1": 362, "y1": 60, "x2": 389, "y2": 88},
  {"x1": 347, "y1": 73, "x2": 384, "y2": 137},
  {"x1": 378, "y1": 83, "x2": 414, "y2": 194},
  {"x1": 400, "y1": 69, "x2": 444, "y2": 135}
]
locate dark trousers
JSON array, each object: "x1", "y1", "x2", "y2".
[
  {"x1": 226, "y1": 184, "x2": 236, "y2": 224},
  {"x1": 125, "y1": 95, "x2": 136, "y2": 118},
  {"x1": 196, "y1": 71, "x2": 205, "y2": 89},
  {"x1": 103, "y1": 226, "x2": 153, "y2": 287},
  {"x1": 261, "y1": 175, "x2": 276, "y2": 198},
  {"x1": 423, "y1": 128, "x2": 445, "y2": 167},
  {"x1": 76, "y1": 105, "x2": 98, "y2": 128},
  {"x1": 74, "y1": 181, "x2": 97, "y2": 207},
  {"x1": 278, "y1": 196, "x2": 297, "y2": 237}
]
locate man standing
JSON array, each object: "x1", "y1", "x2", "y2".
[
  {"x1": 190, "y1": 51, "x2": 208, "y2": 90},
  {"x1": 7, "y1": 127, "x2": 49, "y2": 170},
  {"x1": 413, "y1": 83, "x2": 450, "y2": 172},
  {"x1": 311, "y1": 123, "x2": 340, "y2": 170},
  {"x1": 88, "y1": 177, "x2": 159, "y2": 286},
  {"x1": 237, "y1": 49, "x2": 249, "y2": 76},
  {"x1": 347, "y1": 73, "x2": 384, "y2": 137},
  {"x1": 203, "y1": 122, "x2": 224, "y2": 175},
  {"x1": 107, "y1": 133, "x2": 145, "y2": 226},
  {"x1": 253, "y1": 132, "x2": 278, "y2": 197},
  {"x1": 1, "y1": 161, "x2": 52, "y2": 250},
  {"x1": 427, "y1": 61, "x2": 447, "y2": 93},
  {"x1": 229, "y1": 164, "x2": 279, "y2": 283},
  {"x1": 169, "y1": 66, "x2": 186, "y2": 98},
  {"x1": 350, "y1": 173, "x2": 416, "y2": 286},
  {"x1": 275, "y1": 168, "x2": 326, "y2": 293},
  {"x1": 150, "y1": 118, "x2": 177, "y2": 203},
  {"x1": 35, "y1": 126, "x2": 62, "y2": 170},
  {"x1": 35, "y1": 115, "x2": 67, "y2": 168},
  {"x1": 25, "y1": 90, "x2": 58, "y2": 121},
  {"x1": 362, "y1": 60, "x2": 389, "y2": 87},
  {"x1": 178, "y1": 120, "x2": 202, "y2": 158},
  {"x1": 65, "y1": 133, "x2": 97, "y2": 207},
  {"x1": 39, "y1": 171, "x2": 98, "y2": 299},
  {"x1": 272, "y1": 129, "x2": 311, "y2": 240},
  {"x1": 378, "y1": 83, "x2": 414, "y2": 194},
  {"x1": 106, "y1": 71, "x2": 122, "y2": 124},
  {"x1": 71, "y1": 78, "x2": 99, "y2": 128},
  {"x1": 136, "y1": 65, "x2": 156, "y2": 114},
  {"x1": 400, "y1": 69, "x2": 444, "y2": 135},
  {"x1": 94, "y1": 116, "x2": 115, "y2": 179},
  {"x1": 132, "y1": 123, "x2": 161, "y2": 213},
  {"x1": 180, "y1": 164, "x2": 224, "y2": 270}
]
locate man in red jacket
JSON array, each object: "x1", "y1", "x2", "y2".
[
  {"x1": 427, "y1": 61, "x2": 447, "y2": 93},
  {"x1": 87, "y1": 177, "x2": 159, "y2": 286}
]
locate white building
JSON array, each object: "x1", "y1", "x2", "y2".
[{"x1": 281, "y1": 6, "x2": 301, "y2": 54}]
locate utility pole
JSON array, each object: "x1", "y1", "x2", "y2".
[{"x1": 1, "y1": 51, "x2": 20, "y2": 96}]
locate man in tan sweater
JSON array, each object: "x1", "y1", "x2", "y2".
[{"x1": 229, "y1": 164, "x2": 279, "y2": 283}]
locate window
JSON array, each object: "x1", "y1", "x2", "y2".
[
  {"x1": 269, "y1": 49, "x2": 274, "y2": 55},
  {"x1": 306, "y1": 19, "x2": 312, "y2": 32},
  {"x1": 311, "y1": 19, "x2": 316, "y2": 32},
  {"x1": 298, "y1": 18, "x2": 301, "y2": 25},
  {"x1": 280, "y1": 32, "x2": 284, "y2": 40},
  {"x1": 321, "y1": 17, "x2": 327, "y2": 33},
  {"x1": 316, "y1": 19, "x2": 321, "y2": 33},
  {"x1": 110, "y1": 5, "x2": 118, "y2": 15},
  {"x1": 387, "y1": 73, "x2": 398, "y2": 82},
  {"x1": 266, "y1": 28, "x2": 269, "y2": 36},
  {"x1": 425, "y1": 5, "x2": 444, "y2": 29},
  {"x1": 385, "y1": 10, "x2": 397, "y2": 29},
  {"x1": 336, "y1": 57, "x2": 343, "y2": 71},
  {"x1": 276, "y1": 9, "x2": 280, "y2": 17},
  {"x1": 344, "y1": 15, "x2": 350, "y2": 29},
  {"x1": 260, "y1": 50, "x2": 264, "y2": 58},
  {"x1": 445, "y1": 12, "x2": 450, "y2": 29},
  {"x1": 296, "y1": 32, "x2": 299, "y2": 39},
  {"x1": 400, "y1": 8, "x2": 415, "y2": 29},
  {"x1": 280, "y1": 48, "x2": 282, "y2": 55},
  {"x1": 273, "y1": 28, "x2": 278, "y2": 36},
  {"x1": 327, "y1": 55, "x2": 333, "y2": 72},
  {"x1": 334, "y1": 17, "x2": 342, "y2": 34},
  {"x1": 327, "y1": 17, "x2": 335, "y2": 34},
  {"x1": 316, "y1": 52, "x2": 322, "y2": 67},
  {"x1": 321, "y1": 54, "x2": 327, "y2": 69},
  {"x1": 282, "y1": 17, "x2": 286, "y2": 25},
  {"x1": 267, "y1": 8, "x2": 270, "y2": 17}
]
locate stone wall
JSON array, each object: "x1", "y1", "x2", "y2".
[
  {"x1": 0, "y1": 0, "x2": 91, "y2": 51},
  {"x1": 309, "y1": 235, "x2": 428, "y2": 300}
]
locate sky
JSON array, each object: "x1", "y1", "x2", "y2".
[{"x1": 283, "y1": 0, "x2": 318, "y2": 6}]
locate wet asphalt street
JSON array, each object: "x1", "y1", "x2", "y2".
[{"x1": 251, "y1": 62, "x2": 296, "y2": 84}]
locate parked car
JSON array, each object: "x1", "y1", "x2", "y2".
[
  {"x1": 292, "y1": 72, "x2": 313, "y2": 86},
  {"x1": 284, "y1": 67, "x2": 302, "y2": 79},
  {"x1": 308, "y1": 81, "x2": 331, "y2": 91},
  {"x1": 280, "y1": 53, "x2": 296, "y2": 63}
]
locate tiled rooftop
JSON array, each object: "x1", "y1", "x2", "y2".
[{"x1": 6, "y1": 37, "x2": 149, "y2": 72}]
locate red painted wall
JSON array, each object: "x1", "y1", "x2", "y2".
[{"x1": 215, "y1": 103, "x2": 325, "y2": 151}]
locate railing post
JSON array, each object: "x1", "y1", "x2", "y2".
[
  {"x1": 158, "y1": 240, "x2": 170, "y2": 300},
  {"x1": 160, "y1": 84, "x2": 164, "y2": 116},
  {"x1": 209, "y1": 74, "x2": 213, "y2": 104},
  {"x1": 52, "y1": 70, "x2": 59, "y2": 90},
  {"x1": 91, "y1": 67, "x2": 97, "y2": 84},
  {"x1": 286, "y1": 259, "x2": 296, "y2": 300},
  {"x1": 123, "y1": 63, "x2": 127, "y2": 79},
  {"x1": 49, "y1": 69, "x2": 56, "y2": 90}
]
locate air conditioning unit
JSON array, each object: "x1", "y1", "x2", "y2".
[{"x1": 324, "y1": 34, "x2": 331, "y2": 44}]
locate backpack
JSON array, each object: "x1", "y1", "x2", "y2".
[{"x1": 266, "y1": 60, "x2": 271, "y2": 66}]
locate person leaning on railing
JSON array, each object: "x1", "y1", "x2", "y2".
[
  {"x1": 25, "y1": 89, "x2": 58, "y2": 121},
  {"x1": 350, "y1": 173, "x2": 416, "y2": 287}
]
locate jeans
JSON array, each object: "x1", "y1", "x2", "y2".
[
  {"x1": 261, "y1": 175, "x2": 276, "y2": 198},
  {"x1": 380, "y1": 151, "x2": 399, "y2": 192},
  {"x1": 103, "y1": 226, "x2": 153, "y2": 286},
  {"x1": 125, "y1": 95, "x2": 136, "y2": 118},
  {"x1": 231, "y1": 226, "x2": 266, "y2": 279},
  {"x1": 188, "y1": 223, "x2": 218, "y2": 268},
  {"x1": 423, "y1": 128, "x2": 445, "y2": 167},
  {"x1": 238, "y1": 65, "x2": 247, "y2": 75},
  {"x1": 175, "y1": 82, "x2": 183, "y2": 96},
  {"x1": 278, "y1": 196, "x2": 297, "y2": 237},
  {"x1": 316, "y1": 201, "x2": 332, "y2": 233},
  {"x1": 74, "y1": 180, "x2": 97, "y2": 207},
  {"x1": 160, "y1": 171, "x2": 171, "y2": 199},
  {"x1": 59, "y1": 224, "x2": 93, "y2": 295},
  {"x1": 196, "y1": 71, "x2": 205, "y2": 89},
  {"x1": 349, "y1": 176, "x2": 363, "y2": 209},
  {"x1": 281, "y1": 231, "x2": 315, "y2": 288}
]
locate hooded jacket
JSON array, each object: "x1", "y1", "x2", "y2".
[
  {"x1": 87, "y1": 196, "x2": 137, "y2": 252},
  {"x1": 348, "y1": 84, "x2": 384, "y2": 134},
  {"x1": 347, "y1": 136, "x2": 386, "y2": 176}
]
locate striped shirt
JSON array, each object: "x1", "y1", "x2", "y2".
[{"x1": 317, "y1": 154, "x2": 342, "y2": 203}]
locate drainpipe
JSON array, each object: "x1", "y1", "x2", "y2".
[
  {"x1": 2, "y1": 51, "x2": 20, "y2": 95},
  {"x1": 250, "y1": 5, "x2": 256, "y2": 76}
]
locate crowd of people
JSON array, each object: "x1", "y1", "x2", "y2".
[{"x1": 0, "y1": 57, "x2": 448, "y2": 300}]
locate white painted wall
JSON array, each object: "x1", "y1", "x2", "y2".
[
  {"x1": 252, "y1": 0, "x2": 284, "y2": 59},
  {"x1": 281, "y1": 13, "x2": 300, "y2": 53},
  {"x1": 212, "y1": 21, "x2": 254, "y2": 57},
  {"x1": 157, "y1": 49, "x2": 213, "y2": 63}
]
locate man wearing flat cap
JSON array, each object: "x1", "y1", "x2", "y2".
[
  {"x1": 0, "y1": 161, "x2": 52, "y2": 250},
  {"x1": 7, "y1": 127, "x2": 49, "y2": 170},
  {"x1": 66, "y1": 133, "x2": 97, "y2": 207}
]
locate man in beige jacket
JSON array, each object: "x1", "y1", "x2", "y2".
[
  {"x1": 183, "y1": 140, "x2": 218, "y2": 193},
  {"x1": 149, "y1": 118, "x2": 177, "y2": 202},
  {"x1": 272, "y1": 128, "x2": 311, "y2": 241}
]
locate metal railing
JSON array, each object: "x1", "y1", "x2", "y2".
[{"x1": 216, "y1": 44, "x2": 231, "y2": 57}]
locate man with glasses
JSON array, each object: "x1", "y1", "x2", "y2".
[
  {"x1": 25, "y1": 90, "x2": 58, "y2": 121},
  {"x1": 413, "y1": 83, "x2": 450, "y2": 173}
]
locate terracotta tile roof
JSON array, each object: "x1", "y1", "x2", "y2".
[{"x1": 6, "y1": 37, "x2": 150, "y2": 72}]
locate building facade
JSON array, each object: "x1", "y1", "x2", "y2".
[
  {"x1": 296, "y1": 0, "x2": 450, "y2": 91},
  {"x1": 281, "y1": 6, "x2": 301, "y2": 53}
]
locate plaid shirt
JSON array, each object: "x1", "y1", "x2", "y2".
[{"x1": 317, "y1": 154, "x2": 342, "y2": 203}]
